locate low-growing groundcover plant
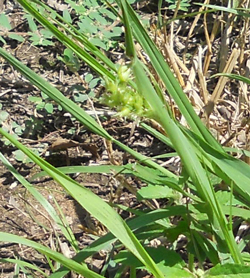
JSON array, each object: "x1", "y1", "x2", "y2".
[{"x1": 1, "y1": 0, "x2": 250, "y2": 277}]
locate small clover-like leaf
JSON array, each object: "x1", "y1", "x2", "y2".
[
  {"x1": 85, "y1": 73, "x2": 93, "y2": 83},
  {"x1": 28, "y1": 96, "x2": 43, "y2": 104},
  {"x1": 44, "y1": 103, "x2": 54, "y2": 114},
  {"x1": 63, "y1": 9, "x2": 72, "y2": 23},
  {"x1": 0, "y1": 14, "x2": 12, "y2": 30},
  {"x1": 73, "y1": 93, "x2": 89, "y2": 103},
  {"x1": 0, "y1": 111, "x2": 9, "y2": 123},
  {"x1": 8, "y1": 34, "x2": 24, "y2": 42},
  {"x1": 13, "y1": 150, "x2": 33, "y2": 163}
]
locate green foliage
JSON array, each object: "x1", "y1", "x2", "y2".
[
  {"x1": 28, "y1": 93, "x2": 54, "y2": 113},
  {"x1": 12, "y1": 149, "x2": 39, "y2": 163},
  {"x1": 24, "y1": 13, "x2": 54, "y2": 46},
  {"x1": 101, "y1": 65, "x2": 153, "y2": 118},
  {"x1": 58, "y1": 48, "x2": 80, "y2": 72},
  {"x1": 114, "y1": 247, "x2": 195, "y2": 277},
  {"x1": 0, "y1": 0, "x2": 139, "y2": 50},
  {"x1": 204, "y1": 263, "x2": 250, "y2": 277},
  {"x1": 166, "y1": 0, "x2": 191, "y2": 11},
  {"x1": 137, "y1": 185, "x2": 182, "y2": 202},
  {"x1": 71, "y1": 0, "x2": 123, "y2": 50},
  {"x1": 0, "y1": 14, "x2": 24, "y2": 43},
  {"x1": 0, "y1": 110, "x2": 9, "y2": 125}
]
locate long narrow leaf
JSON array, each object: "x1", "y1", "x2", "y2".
[
  {"x1": 0, "y1": 47, "x2": 178, "y2": 181},
  {"x1": 0, "y1": 127, "x2": 165, "y2": 278},
  {"x1": 197, "y1": 3, "x2": 250, "y2": 18},
  {"x1": 29, "y1": 0, "x2": 118, "y2": 72},
  {"x1": 130, "y1": 55, "x2": 242, "y2": 263},
  {"x1": 0, "y1": 153, "x2": 79, "y2": 251},
  {"x1": 50, "y1": 205, "x2": 188, "y2": 278},
  {"x1": 0, "y1": 232, "x2": 102, "y2": 278},
  {"x1": 117, "y1": 0, "x2": 222, "y2": 149},
  {"x1": 16, "y1": 0, "x2": 115, "y2": 80}
]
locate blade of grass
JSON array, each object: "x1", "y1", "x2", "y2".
[
  {"x1": 180, "y1": 128, "x2": 250, "y2": 207},
  {"x1": 212, "y1": 73, "x2": 250, "y2": 84},
  {"x1": 196, "y1": 3, "x2": 250, "y2": 18},
  {"x1": 120, "y1": 0, "x2": 135, "y2": 58},
  {"x1": 31, "y1": 163, "x2": 200, "y2": 202},
  {"x1": 0, "y1": 47, "x2": 177, "y2": 181},
  {"x1": 16, "y1": 0, "x2": 115, "y2": 80},
  {"x1": 28, "y1": 0, "x2": 118, "y2": 72},
  {"x1": 0, "y1": 232, "x2": 103, "y2": 278},
  {"x1": 49, "y1": 205, "x2": 188, "y2": 278},
  {"x1": 127, "y1": 53, "x2": 242, "y2": 262},
  {"x1": 141, "y1": 122, "x2": 250, "y2": 159},
  {"x1": 0, "y1": 152, "x2": 79, "y2": 252},
  {"x1": 0, "y1": 258, "x2": 49, "y2": 277},
  {"x1": 117, "y1": 1, "x2": 243, "y2": 262},
  {"x1": 0, "y1": 127, "x2": 165, "y2": 278},
  {"x1": 143, "y1": 120, "x2": 250, "y2": 208},
  {"x1": 116, "y1": 0, "x2": 222, "y2": 149}
]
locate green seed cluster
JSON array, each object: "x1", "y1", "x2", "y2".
[{"x1": 101, "y1": 66, "x2": 152, "y2": 119}]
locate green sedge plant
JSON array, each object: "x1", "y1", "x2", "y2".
[{"x1": 1, "y1": 0, "x2": 250, "y2": 277}]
